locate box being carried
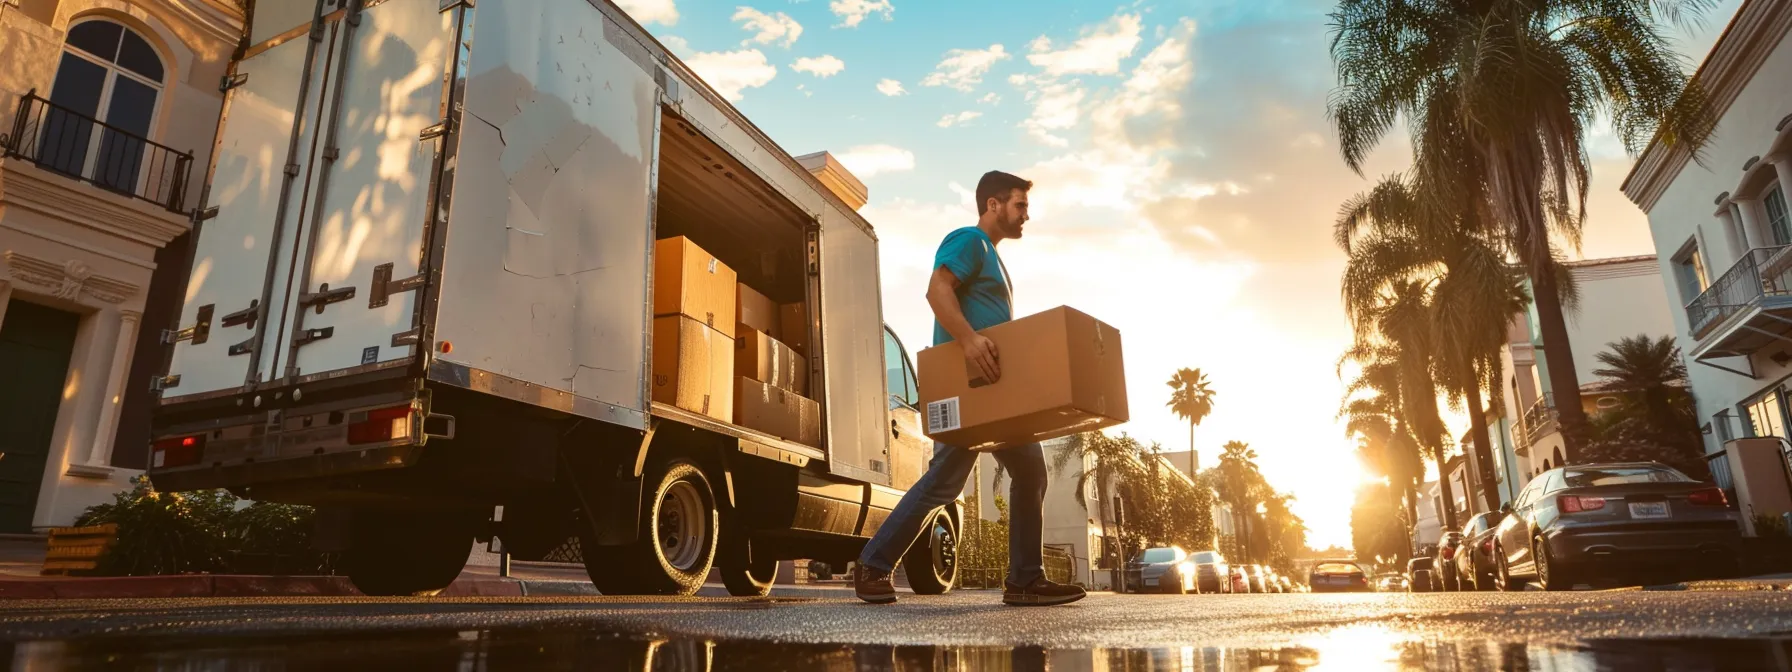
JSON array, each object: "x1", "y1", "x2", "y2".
[{"x1": 916, "y1": 306, "x2": 1127, "y2": 451}]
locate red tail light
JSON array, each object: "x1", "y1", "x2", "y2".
[
  {"x1": 151, "y1": 435, "x2": 205, "y2": 468},
  {"x1": 1481, "y1": 538, "x2": 1494, "y2": 555},
  {"x1": 1689, "y1": 488, "x2": 1729, "y2": 507},
  {"x1": 1441, "y1": 546, "x2": 1455, "y2": 560},
  {"x1": 1560, "y1": 495, "x2": 1606, "y2": 513},
  {"x1": 347, "y1": 405, "x2": 414, "y2": 445}
]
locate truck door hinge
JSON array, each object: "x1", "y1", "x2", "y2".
[
  {"x1": 419, "y1": 122, "x2": 450, "y2": 142},
  {"x1": 162, "y1": 304, "x2": 215, "y2": 345},
  {"x1": 390, "y1": 328, "x2": 421, "y2": 348},
  {"x1": 191, "y1": 206, "x2": 221, "y2": 225},
  {"x1": 299, "y1": 283, "x2": 357, "y2": 314},
  {"x1": 293, "y1": 327, "x2": 335, "y2": 347},
  {"x1": 369, "y1": 263, "x2": 425, "y2": 308},
  {"x1": 220, "y1": 73, "x2": 248, "y2": 93},
  {"x1": 806, "y1": 232, "x2": 820, "y2": 276},
  {"x1": 219, "y1": 300, "x2": 259, "y2": 330},
  {"x1": 150, "y1": 374, "x2": 181, "y2": 393},
  {"x1": 440, "y1": 0, "x2": 475, "y2": 12}
]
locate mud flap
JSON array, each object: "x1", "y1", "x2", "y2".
[{"x1": 562, "y1": 422, "x2": 653, "y2": 546}]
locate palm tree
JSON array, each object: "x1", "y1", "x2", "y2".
[
  {"x1": 1327, "y1": 0, "x2": 1718, "y2": 463},
  {"x1": 1217, "y1": 441, "x2": 1262, "y2": 562},
  {"x1": 1336, "y1": 175, "x2": 1537, "y2": 513},
  {"x1": 1593, "y1": 334, "x2": 1695, "y2": 427},
  {"x1": 1342, "y1": 282, "x2": 1460, "y2": 530},
  {"x1": 1166, "y1": 368, "x2": 1217, "y2": 477},
  {"x1": 1048, "y1": 432, "x2": 1144, "y2": 574}
]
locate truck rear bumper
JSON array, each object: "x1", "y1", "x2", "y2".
[{"x1": 151, "y1": 444, "x2": 422, "y2": 492}]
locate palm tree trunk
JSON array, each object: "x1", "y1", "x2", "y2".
[
  {"x1": 1462, "y1": 364, "x2": 1503, "y2": 513},
  {"x1": 1188, "y1": 419, "x2": 1197, "y2": 477},
  {"x1": 1527, "y1": 259, "x2": 1589, "y2": 464},
  {"x1": 1434, "y1": 450, "x2": 1458, "y2": 530}
]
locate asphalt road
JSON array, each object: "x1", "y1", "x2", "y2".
[{"x1": 4, "y1": 590, "x2": 1792, "y2": 670}]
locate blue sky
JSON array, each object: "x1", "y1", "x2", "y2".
[{"x1": 618, "y1": 0, "x2": 1745, "y2": 550}]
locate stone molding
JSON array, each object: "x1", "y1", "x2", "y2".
[
  {"x1": 3, "y1": 250, "x2": 140, "y2": 304},
  {"x1": 0, "y1": 159, "x2": 190, "y2": 247}
]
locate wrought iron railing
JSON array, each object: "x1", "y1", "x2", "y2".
[
  {"x1": 1686, "y1": 246, "x2": 1792, "y2": 338},
  {"x1": 1, "y1": 90, "x2": 193, "y2": 213},
  {"x1": 1523, "y1": 392, "x2": 1557, "y2": 443}
]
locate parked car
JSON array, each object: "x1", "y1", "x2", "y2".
[
  {"x1": 1188, "y1": 550, "x2": 1232, "y2": 594},
  {"x1": 1278, "y1": 575, "x2": 1296, "y2": 593},
  {"x1": 1127, "y1": 547, "x2": 1197, "y2": 594},
  {"x1": 1374, "y1": 574, "x2": 1409, "y2": 592},
  {"x1": 1454, "y1": 512, "x2": 1503, "y2": 591},
  {"x1": 1309, "y1": 560, "x2": 1372, "y2": 593},
  {"x1": 1494, "y1": 462, "x2": 1741, "y2": 591},
  {"x1": 1435, "y1": 529, "x2": 1465, "y2": 591},
  {"x1": 1230, "y1": 567, "x2": 1251, "y2": 593},
  {"x1": 1407, "y1": 557, "x2": 1436, "y2": 592},
  {"x1": 1245, "y1": 565, "x2": 1270, "y2": 593}
]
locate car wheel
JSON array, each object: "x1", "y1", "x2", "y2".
[
  {"x1": 718, "y1": 555, "x2": 777, "y2": 597},
  {"x1": 1496, "y1": 544, "x2": 1525, "y2": 592},
  {"x1": 1535, "y1": 537, "x2": 1574, "y2": 592},
  {"x1": 902, "y1": 507, "x2": 958, "y2": 595}
]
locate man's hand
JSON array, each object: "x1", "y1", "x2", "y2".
[{"x1": 964, "y1": 333, "x2": 1000, "y2": 384}]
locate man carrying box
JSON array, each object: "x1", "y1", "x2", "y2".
[{"x1": 854, "y1": 171, "x2": 1087, "y2": 607}]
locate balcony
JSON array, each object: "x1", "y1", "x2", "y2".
[
  {"x1": 1, "y1": 90, "x2": 193, "y2": 213},
  {"x1": 1523, "y1": 392, "x2": 1557, "y2": 444},
  {"x1": 1684, "y1": 246, "x2": 1792, "y2": 370}
]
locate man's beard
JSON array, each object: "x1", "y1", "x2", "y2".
[{"x1": 1002, "y1": 214, "x2": 1025, "y2": 239}]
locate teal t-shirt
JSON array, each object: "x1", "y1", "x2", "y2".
[{"x1": 932, "y1": 226, "x2": 1012, "y2": 346}]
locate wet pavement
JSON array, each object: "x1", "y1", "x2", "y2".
[{"x1": 4, "y1": 590, "x2": 1792, "y2": 670}]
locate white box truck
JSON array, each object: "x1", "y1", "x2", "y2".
[{"x1": 146, "y1": 0, "x2": 951, "y2": 597}]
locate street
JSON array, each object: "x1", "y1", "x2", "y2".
[{"x1": 4, "y1": 590, "x2": 1792, "y2": 670}]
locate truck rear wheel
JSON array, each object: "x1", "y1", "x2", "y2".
[
  {"x1": 583, "y1": 458, "x2": 718, "y2": 596},
  {"x1": 344, "y1": 509, "x2": 477, "y2": 597},
  {"x1": 718, "y1": 556, "x2": 777, "y2": 597},
  {"x1": 903, "y1": 507, "x2": 958, "y2": 595}
]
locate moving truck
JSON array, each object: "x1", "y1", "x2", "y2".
[{"x1": 146, "y1": 0, "x2": 951, "y2": 597}]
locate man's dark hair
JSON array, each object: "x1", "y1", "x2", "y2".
[{"x1": 975, "y1": 171, "x2": 1033, "y2": 215}]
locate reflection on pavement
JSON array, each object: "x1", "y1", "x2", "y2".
[{"x1": 8, "y1": 627, "x2": 1792, "y2": 671}]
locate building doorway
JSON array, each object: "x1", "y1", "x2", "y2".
[{"x1": 0, "y1": 301, "x2": 81, "y2": 532}]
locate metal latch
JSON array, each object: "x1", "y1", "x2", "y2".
[
  {"x1": 228, "y1": 338, "x2": 255, "y2": 357},
  {"x1": 150, "y1": 374, "x2": 181, "y2": 392},
  {"x1": 806, "y1": 231, "x2": 819, "y2": 276},
  {"x1": 419, "y1": 122, "x2": 449, "y2": 142},
  {"x1": 219, "y1": 73, "x2": 248, "y2": 93},
  {"x1": 299, "y1": 283, "x2": 356, "y2": 314},
  {"x1": 369, "y1": 263, "x2": 425, "y2": 308},
  {"x1": 220, "y1": 300, "x2": 259, "y2": 330},
  {"x1": 293, "y1": 327, "x2": 335, "y2": 346},
  {"x1": 163, "y1": 305, "x2": 214, "y2": 345}
]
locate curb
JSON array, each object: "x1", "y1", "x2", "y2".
[{"x1": 0, "y1": 575, "x2": 862, "y2": 600}]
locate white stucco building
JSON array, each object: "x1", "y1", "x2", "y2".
[
  {"x1": 1623, "y1": 0, "x2": 1792, "y2": 494},
  {"x1": 0, "y1": 0, "x2": 242, "y2": 531}
]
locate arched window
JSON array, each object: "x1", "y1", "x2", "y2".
[{"x1": 39, "y1": 19, "x2": 165, "y2": 192}]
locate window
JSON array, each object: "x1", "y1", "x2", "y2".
[
  {"x1": 881, "y1": 327, "x2": 918, "y2": 407},
  {"x1": 1563, "y1": 466, "x2": 1690, "y2": 487},
  {"x1": 1766, "y1": 186, "x2": 1790, "y2": 247},
  {"x1": 1746, "y1": 391, "x2": 1787, "y2": 439},
  {"x1": 1716, "y1": 410, "x2": 1735, "y2": 443},
  {"x1": 1672, "y1": 239, "x2": 1709, "y2": 303},
  {"x1": 42, "y1": 19, "x2": 164, "y2": 191},
  {"x1": 1139, "y1": 548, "x2": 1177, "y2": 563}
]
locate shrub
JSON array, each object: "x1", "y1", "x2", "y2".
[
  {"x1": 224, "y1": 501, "x2": 336, "y2": 575},
  {"x1": 76, "y1": 476, "x2": 235, "y2": 576},
  {"x1": 1752, "y1": 512, "x2": 1789, "y2": 539}
]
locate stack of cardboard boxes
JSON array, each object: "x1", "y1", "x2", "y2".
[{"x1": 651, "y1": 236, "x2": 821, "y2": 448}]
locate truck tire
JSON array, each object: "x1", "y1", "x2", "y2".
[
  {"x1": 584, "y1": 459, "x2": 719, "y2": 596},
  {"x1": 344, "y1": 509, "x2": 477, "y2": 597},
  {"x1": 902, "y1": 507, "x2": 958, "y2": 595},
  {"x1": 719, "y1": 557, "x2": 777, "y2": 597}
]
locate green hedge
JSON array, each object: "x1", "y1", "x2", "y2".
[{"x1": 74, "y1": 477, "x2": 336, "y2": 577}]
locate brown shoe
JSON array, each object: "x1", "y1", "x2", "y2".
[
  {"x1": 854, "y1": 565, "x2": 897, "y2": 604},
  {"x1": 1003, "y1": 576, "x2": 1087, "y2": 606}
]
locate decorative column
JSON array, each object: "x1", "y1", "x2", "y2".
[
  {"x1": 1736, "y1": 199, "x2": 1769, "y2": 247},
  {"x1": 1717, "y1": 206, "x2": 1748, "y2": 262},
  {"x1": 84, "y1": 309, "x2": 140, "y2": 469},
  {"x1": 1772, "y1": 154, "x2": 1792, "y2": 208}
]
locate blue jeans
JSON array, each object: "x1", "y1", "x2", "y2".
[{"x1": 858, "y1": 441, "x2": 1047, "y2": 586}]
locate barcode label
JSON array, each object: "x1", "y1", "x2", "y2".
[{"x1": 927, "y1": 397, "x2": 961, "y2": 434}]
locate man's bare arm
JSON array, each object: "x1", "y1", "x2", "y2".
[{"x1": 927, "y1": 265, "x2": 1000, "y2": 382}]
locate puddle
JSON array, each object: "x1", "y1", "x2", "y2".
[{"x1": 7, "y1": 628, "x2": 1792, "y2": 670}]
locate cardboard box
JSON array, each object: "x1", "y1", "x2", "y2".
[
  {"x1": 735, "y1": 377, "x2": 822, "y2": 447},
  {"x1": 654, "y1": 237, "x2": 737, "y2": 337},
  {"x1": 779, "y1": 302, "x2": 809, "y2": 355},
  {"x1": 737, "y1": 284, "x2": 780, "y2": 339},
  {"x1": 652, "y1": 316, "x2": 735, "y2": 422},
  {"x1": 915, "y1": 306, "x2": 1127, "y2": 451},
  {"x1": 736, "y1": 329, "x2": 805, "y2": 395}
]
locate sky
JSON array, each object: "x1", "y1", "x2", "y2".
[{"x1": 617, "y1": 0, "x2": 1745, "y2": 550}]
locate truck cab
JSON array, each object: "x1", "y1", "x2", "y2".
[{"x1": 145, "y1": 0, "x2": 954, "y2": 597}]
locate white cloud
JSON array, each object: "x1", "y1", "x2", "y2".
[
  {"x1": 876, "y1": 78, "x2": 907, "y2": 96},
  {"x1": 921, "y1": 44, "x2": 1010, "y2": 92},
  {"x1": 835, "y1": 144, "x2": 915, "y2": 178},
  {"x1": 615, "y1": 0, "x2": 678, "y2": 26},
  {"x1": 684, "y1": 49, "x2": 777, "y2": 101},
  {"x1": 830, "y1": 0, "x2": 894, "y2": 28},
  {"x1": 1019, "y1": 79, "x2": 1086, "y2": 147},
  {"x1": 659, "y1": 35, "x2": 692, "y2": 55},
  {"x1": 936, "y1": 110, "x2": 983, "y2": 128},
  {"x1": 1090, "y1": 18, "x2": 1195, "y2": 150},
  {"x1": 1026, "y1": 14, "x2": 1144, "y2": 76},
  {"x1": 792, "y1": 55, "x2": 846, "y2": 77},
  {"x1": 979, "y1": 92, "x2": 1001, "y2": 105},
  {"x1": 733, "y1": 6, "x2": 803, "y2": 48}
]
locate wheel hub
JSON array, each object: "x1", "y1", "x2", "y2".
[{"x1": 658, "y1": 480, "x2": 707, "y2": 572}]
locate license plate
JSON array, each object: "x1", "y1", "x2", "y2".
[{"x1": 1629, "y1": 501, "x2": 1670, "y2": 519}]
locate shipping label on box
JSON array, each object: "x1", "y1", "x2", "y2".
[
  {"x1": 652, "y1": 316, "x2": 735, "y2": 423},
  {"x1": 916, "y1": 306, "x2": 1127, "y2": 451},
  {"x1": 735, "y1": 377, "x2": 822, "y2": 447},
  {"x1": 654, "y1": 237, "x2": 738, "y2": 338},
  {"x1": 736, "y1": 329, "x2": 804, "y2": 394},
  {"x1": 737, "y1": 285, "x2": 780, "y2": 339}
]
